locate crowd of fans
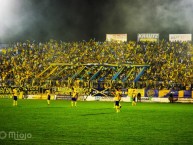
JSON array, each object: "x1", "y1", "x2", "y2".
[{"x1": 0, "y1": 39, "x2": 193, "y2": 90}]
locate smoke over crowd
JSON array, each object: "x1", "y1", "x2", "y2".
[{"x1": 0, "y1": 0, "x2": 193, "y2": 42}]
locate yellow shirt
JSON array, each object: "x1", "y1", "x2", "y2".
[
  {"x1": 72, "y1": 87, "x2": 78, "y2": 98},
  {"x1": 114, "y1": 90, "x2": 121, "y2": 101},
  {"x1": 72, "y1": 90, "x2": 77, "y2": 98},
  {"x1": 13, "y1": 89, "x2": 18, "y2": 96},
  {"x1": 46, "y1": 90, "x2": 50, "y2": 96}
]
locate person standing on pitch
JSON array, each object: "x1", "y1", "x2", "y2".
[
  {"x1": 46, "y1": 90, "x2": 51, "y2": 105},
  {"x1": 169, "y1": 92, "x2": 174, "y2": 103},
  {"x1": 71, "y1": 87, "x2": 78, "y2": 107},
  {"x1": 113, "y1": 87, "x2": 121, "y2": 113},
  {"x1": 12, "y1": 88, "x2": 18, "y2": 106},
  {"x1": 137, "y1": 92, "x2": 141, "y2": 102},
  {"x1": 132, "y1": 90, "x2": 137, "y2": 106}
]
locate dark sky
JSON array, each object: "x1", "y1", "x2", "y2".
[{"x1": 0, "y1": 0, "x2": 193, "y2": 42}]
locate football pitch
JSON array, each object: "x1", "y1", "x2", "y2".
[{"x1": 0, "y1": 99, "x2": 193, "y2": 145}]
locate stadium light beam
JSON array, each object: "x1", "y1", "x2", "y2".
[{"x1": 0, "y1": 0, "x2": 26, "y2": 42}]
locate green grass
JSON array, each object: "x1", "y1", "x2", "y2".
[{"x1": 0, "y1": 99, "x2": 193, "y2": 145}]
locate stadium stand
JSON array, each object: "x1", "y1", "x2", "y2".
[{"x1": 0, "y1": 40, "x2": 193, "y2": 95}]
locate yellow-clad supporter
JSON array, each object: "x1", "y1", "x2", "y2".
[
  {"x1": 113, "y1": 87, "x2": 122, "y2": 113},
  {"x1": 71, "y1": 87, "x2": 78, "y2": 107},
  {"x1": 0, "y1": 40, "x2": 192, "y2": 90},
  {"x1": 12, "y1": 88, "x2": 18, "y2": 106},
  {"x1": 131, "y1": 90, "x2": 137, "y2": 106},
  {"x1": 46, "y1": 90, "x2": 51, "y2": 105}
]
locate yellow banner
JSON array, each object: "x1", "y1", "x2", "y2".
[
  {"x1": 128, "y1": 89, "x2": 144, "y2": 97},
  {"x1": 178, "y1": 91, "x2": 184, "y2": 98},
  {"x1": 106, "y1": 34, "x2": 127, "y2": 42},
  {"x1": 57, "y1": 87, "x2": 85, "y2": 95},
  {"x1": 58, "y1": 87, "x2": 72, "y2": 94},
  {"x1": 19, "y1": 91, "x2": 23, "y2": 99},
  {"x1": 139, "y1": 38, "x2": 158, "y2": 42},
  {"x1": 158, "y1": 90, "x2": 170, "y2": 97}
]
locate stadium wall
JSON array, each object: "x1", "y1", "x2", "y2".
[{"x1": 0, "y1": 87, "x2": 193, "y2": 103}]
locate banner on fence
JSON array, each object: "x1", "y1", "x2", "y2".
[
  {"x1": 0, "y1": 94, "x2": 12, "y2": 99},
  {"x1": 106, "y1": 34, "x2": 127, "y2": 42},
  {"x1": 158, "y1": 90, "x2": 170, "y2": 98},
  {"x1": 145, "y1": 89, "x2": 158, "y2": 97},
  {"x1": 169, "y1": 34, "x2": 192, "y2": 42},
  {"x1": 177, "y1": 98, "x2": 193, "y2": 103},
  {"x1": 128, "y1": 89, "x2": 145, "y2": 99},
  {"x1": 55, "y1": 95, "x2": 71, "y2": 100},
  {"x1": 137, "y1": 33, "x2": 159, "y2": 42},
  {"x1": 26, "y1": 95, "x2": 42, "y2": 99}
]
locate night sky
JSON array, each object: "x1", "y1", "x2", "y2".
[{"x1": 1, "y1": 0, "x2": 193, "y2": 42}]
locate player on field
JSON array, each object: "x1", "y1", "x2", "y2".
[
  {"x1": 132, "y1": 90, "x2": 137, "y2": 106},
  {"x1": 71, "y1": 87, "x2": 78, "y2": 107},
  {"x1": 46, "y1": 90, "x2": 51, "y2": 105},
  {"x1": 169, "y1": 92, "x2": 174, "y2": 103},
  {"x1": 12, "y1": 88, "x2": 18, "y2": 106},
  {"x1": 113, "y1": 87, "x2": 122, "y2": 113},
  {"x1": 137, "y1": 92, "x2": 141, "y2": 102}
]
